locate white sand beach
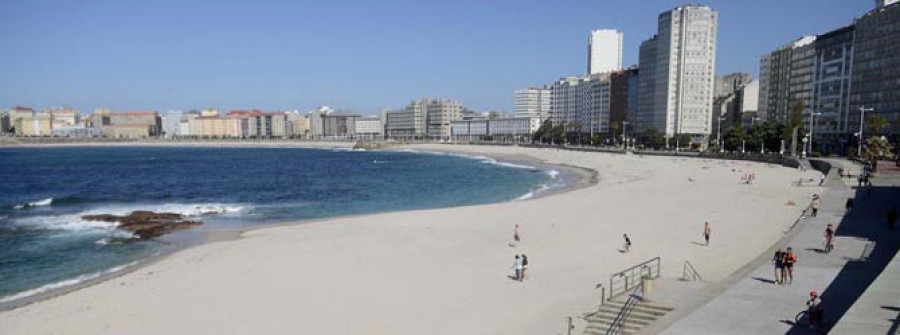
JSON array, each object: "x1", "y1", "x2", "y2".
[{"x1": 0, "y1": 145, "x2": 820, "y2": 335}]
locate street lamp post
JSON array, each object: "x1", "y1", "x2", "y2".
[
  {"x1": 622, "y1": 121, "x2": 629, "y2": 151},
  {"x1": 807, "y1": 112, "x2": 822, "y2": 157},
  {"x1": 717, "y1": 116, "x2": 726, "y2": 152},
  {"x1": 858, "y1": 107, "x2": 873, "y2": 158}
]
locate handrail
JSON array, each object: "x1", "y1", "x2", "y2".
[
  {"x1": 606, "y1": 281, "x2": 644, "y2": 335},
  {"x1": 785, "y1": 200, "x2": 814, "y2": 233},
  {"x1": 608, "y1": 257, "x2": 661, "y2": 300},
  {"x1": 683, "y1": 260, "x2": 703, "y2": 281}
]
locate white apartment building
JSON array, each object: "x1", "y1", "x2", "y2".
[
  {"x1": 514, "y1": 87, "x2": 551, "y2": 121},
  {"x1": 384, "y1": 98, "x2": 463, "y2": 139},
  {"x1": 307, "y1": 106, "x2": 333, "y2": 138},
  {"x1": 588, "y1": 29, "x2": 624, "y2": 74},
  {"x1": 549, "y1": 73, "x2": 612, "y2": 136},
  {"x1": 285, "y1": 111, "x2": 310, "y2": 138},
  {"x1": 488, "y1": 117, "x2": 542, "y2": 135},
  {"x1": 355, "y1": 116, "x2": 383, "y2": 138},
  {"x1": 450, "y1": 117, "x2": 539, "y2": 140},
  {"x1": 637, "y1": 5, "x2": 718, "y2": 139}
]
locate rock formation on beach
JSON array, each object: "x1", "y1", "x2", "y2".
[{"x1": 81, "y1": 211, "x2": 203, "y2": 239}]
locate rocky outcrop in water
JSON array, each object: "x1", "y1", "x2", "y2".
[{"x1": 81, "y1": 211, "x2": 203, "y2": 239}]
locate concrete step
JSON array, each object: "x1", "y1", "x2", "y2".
[
  {"x1": 581, "y1": 301, "x2": 674, "y2": 335},
  {"x1": 585, "y1": 308, "x2": 660, "y2": 322},
  {"x1": 583, "y1": 320, "x2": 641, "y2": 335},
  {"x1": 602, "y1": 302, "x2": 672, "y2": 316},
  {"x1": 586, "y1": 313, "x2": 653, "y2": 326}
]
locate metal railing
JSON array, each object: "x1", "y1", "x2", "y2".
[
  {"x1": 785, "y1": 201, "x2": 814, "y2": 233},
  {"x1": 683, "y1": 260, "x2": 703, "y2": 281},
  {"x1": 606, "y1": 281, "x2": 644, "y2": 335},
  {"x1": 608, "y1": 257, "x2": 660, "y2": 300}
]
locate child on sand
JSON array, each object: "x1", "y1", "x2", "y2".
[
  {"x1": 513, "y1": 224, "x2": 521, "y2": 246},
  {"x1": 623, "y1": 234, "x2": 632, "y2": 253},
  {"x1": 703, "y1": 222, "x2": 711, "y2": 246}
]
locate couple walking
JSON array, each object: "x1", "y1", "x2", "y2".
[
  {"x1": 773, "y1": 247, "x2": 797, "y2": 284},
  {"x1": 512, "y1": 254, "x2": 529, "y2": 281}
]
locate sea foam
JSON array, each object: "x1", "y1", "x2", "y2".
[{"x1": 0, "y1": 261, "x2": 139, "y2": 304}]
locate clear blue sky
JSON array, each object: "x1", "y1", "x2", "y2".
[{"x1": 0, "y1": 0, "x2": 872, "y2": 115}]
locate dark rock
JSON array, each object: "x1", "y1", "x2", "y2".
[{"x1": 81, "y1": 211, "x2": 203, "y2": 239}]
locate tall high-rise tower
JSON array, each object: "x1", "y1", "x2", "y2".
[
  {"x1": 588, "y1": 29, "x2": 623, "y2": 75},
  {"x1": 636, "y1": 5, "x2": 718, "y2": 138}
]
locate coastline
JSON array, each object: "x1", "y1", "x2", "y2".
[
  {"x1": 0, "y1": 143, "x2": 594, "y2": 312},
  {"x1": 0, "y1": 144, "x2": 821, "y2": 335}
]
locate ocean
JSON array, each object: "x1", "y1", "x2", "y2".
[{"x1": 0, "y1": 146, "x2": 558, "y2": 305}]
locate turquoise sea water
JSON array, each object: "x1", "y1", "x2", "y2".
[{"x1": 0, "y1": 146, "x2": 557, "y2": 304}]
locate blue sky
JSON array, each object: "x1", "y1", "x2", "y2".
[{"x1": 0, "y1": 0, "x2": 872, "y2": 115}]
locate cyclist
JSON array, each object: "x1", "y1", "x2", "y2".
[
  {"x1": 806, "y1": 291, "x2": 825, "y2": 325},
  {"x1": 824, "y1": 224, "x2": 834, "y2": 254}
]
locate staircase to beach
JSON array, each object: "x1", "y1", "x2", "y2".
[{"x1": 582, "y1": 300, "x2": 674, "y2": 335}]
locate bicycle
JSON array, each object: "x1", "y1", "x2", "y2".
[
  {"x1": 795, "y1": 309, "x2": 830, "y2": 334},
  {"x1": 824, "y1": 239, "x2": 834, "y2": 254}
]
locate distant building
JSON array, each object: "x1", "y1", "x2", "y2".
[
  {"x1": 285, "y1": 111, "x2": 310, "y2": 138},
  {"x1": 758, "y1": 36, "x2": 816, "y2": 124},
  {"x1": 307, "y1": 106, "x2": 333, "y2": 138},
  {"x1": 188, "y1": 116, "x2": 242, "y2": 138},
  {"x1": 200, "y1": 108, "x2": 219, "y2": 117},
  {"x1": 384, "y1": 98, "x2": 463, "y2": 139},
  {"x1": 588, "y1": 29, "x2": 624, "y2": 75},
  {"x1": 877, "y1": 0, "x2": 900, "y2": 8},
  {"x1": 451, "y1": 117, "x2": 540, "y2": 141},
  {"x1": 52, "y1": 126, "x2": 101, "y2": 137},
  {"x1": 225, "y1": 110, "x2": 288, "y2": 138},
  {"x1": 161, "y1": 110, "x2": 183, "y2": 137},
  {"x1": 514, "y1": 87, "x2": 551, "y2": 121},
  {"x1": 321, "y1": 112, "x2": 359, "y2": 138},
  {"x1": 105, "y1": 111, "x2": 163, "y2": 137},
  {"x1": 715, "y1": 73, "x2": 753, "y2": 98},
  {"x1": 179, "y1": 111, "x2": 200, "y2": 136},
  {"x1": 636, "y1": 4, "x2": 718, "y2": 140},
  {"x1": 0, "y1": 111, "x2": 9, "y2": 133},
  {"x1": 102, "y1": 125, "x2": 153, "y2": 138},
  {"x1": 355, "y1": 116, "x2": 383, "y2": 139},
  {"x1": 44, "y1": 108, "x2": 79, "y2": 129},
  {"x1": 851, "y1": 3, "x2": 900, "y2": 135},
  {"x1": 15, "y1": 113, "x2": 52, "y2": 136},
  {"x1": 548, "y1": 73, "x2": 611, "y2": 137},
  {"x1": 610, "y1": 68, "x2": 640, "y2": 136},
  {"x1": 7, "y1": 106, "x2": 35, "y2": 133}
]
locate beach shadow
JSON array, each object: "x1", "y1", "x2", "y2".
[
  {"x1": 752, "y1": 277, "x2": 776, "y2": 284},
  {"x1": 690, "y1": 241, "x2": 706, "y2": 246},
  {"x1": 780, "y1": 319, "x2": 796, "y2": 326},
  {"x1": 617, "y1": 249, "x2": 629, "y2": 253},
  {"x1": 508, "y1": 243, "x2": 517, "y2": 248},
  {"x1": 507, "y1": 275, "x2": 519, "y2": 281}
]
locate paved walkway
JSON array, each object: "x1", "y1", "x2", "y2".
[{"x1": 658, "y1": 160, "x2": 900, "y2": 334}]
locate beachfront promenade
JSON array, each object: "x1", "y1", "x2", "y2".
[{"x1": 658, "y1": 160, "x2": 900, "y2": 334}]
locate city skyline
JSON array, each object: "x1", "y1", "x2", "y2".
[{"x1": 0, "y1": 1, "x2": 872, "y2": 114}]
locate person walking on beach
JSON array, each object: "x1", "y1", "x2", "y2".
[
  {"x1": 824, "y1": 224, "x2": 835, "y2": 254},
  {"x1": 819, "y1": 172, "x2": 826, "y2": 186},
  {"x1": 623, "y1": 234, "x2": 632, "y2": 253},
  {"x1": 512, "y1": 255, "x2": 523, "y2": 281},
  {"x1": 521, "y1": 254, "x2": 529, "y2": 280},
  {"x1": 703, "y1": 222, "x2": 711, "y2": 246},
  {"x1": 783, "y1": 247, "x2": 797, "y2": 284},
  {"x1": 773, "y1": 248, "x2": 785, "y2": 285},
  {"x1": 513, "y1": 224, "x2": 521, "y2": 246},
  {"x1": 811, "y1": 195, "x2": 821, "y2": 217}
]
